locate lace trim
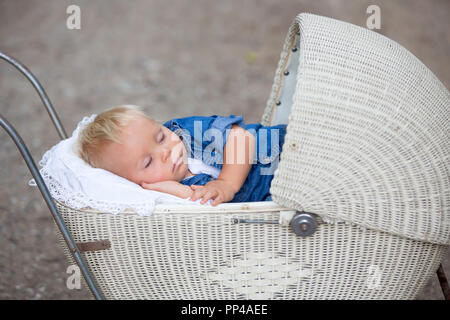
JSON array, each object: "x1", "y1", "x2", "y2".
[{"x1": 30, "y1": 168, "x2": 157, "y2": 215}]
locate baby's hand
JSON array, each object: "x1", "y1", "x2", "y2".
[
  {"x1": 141, "y1": 180, "x2": 180, "y2": 193},
  {"x1": 141, "y1": 180, "x2": 193, "y2": 199},
  {"x1": 190, "y1": 179, "x2": 237, "y2": 206}
]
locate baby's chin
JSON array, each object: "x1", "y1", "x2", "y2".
[{"x1": 177, "y1": 163, "x2": 190, "y2": 181}]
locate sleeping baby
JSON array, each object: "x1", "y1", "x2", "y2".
[{"x1": 77, "y1": 105, "x2": 287, "y2": 206}]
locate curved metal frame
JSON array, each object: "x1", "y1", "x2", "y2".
[
  {"x1": 0, "y1": 51, "x2": 447, "y2": 300},
  {"x1": 0, "y1": 52, "x2": 103, "y2": 300}
]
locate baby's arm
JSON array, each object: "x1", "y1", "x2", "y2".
[
  {"x1": 190, "y1": 124, "x2": 256, "y2": 205},
  {"x1": 141, "y1": 180, "x2": 193, "y2": 199}
]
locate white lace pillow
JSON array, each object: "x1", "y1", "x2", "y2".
[{"x1": 29, "y1": 114, "x2": 201, "y2": 216}]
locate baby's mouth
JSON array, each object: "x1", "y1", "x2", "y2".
[
  {"x1": 172, "y1": 153, "x2": 182, "y2": 172},
  {"x1": 172, "y1": 142, "x2": 186, "y2": 172}
]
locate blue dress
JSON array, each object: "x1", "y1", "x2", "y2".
[{"x1": 163, "y1": 115, "x2": 287, "y2": 202}]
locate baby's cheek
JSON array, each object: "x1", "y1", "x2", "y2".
[{"x1": 147, "y1": 169, "x2": 172, "y2": 183}]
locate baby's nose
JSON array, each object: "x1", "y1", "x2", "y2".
[
  {"x1": 163, "y1": 142, "x2": 183, "y2": 164},
  {"x1": 161, "y1": 148, "x2": 171, "y2": 162}
]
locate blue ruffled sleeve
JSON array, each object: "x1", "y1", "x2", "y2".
[
  {"x1": 179, "y1": 173, "x2": 213, "y2": 186},
  {"x1": 163, "y1": 115, "x2": 245, "y2": 169}
]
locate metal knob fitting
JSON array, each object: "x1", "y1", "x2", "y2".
[{"x1": 290, "y1": 212, "x2": 318, "y2": 237}]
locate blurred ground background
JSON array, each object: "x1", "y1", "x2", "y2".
[{"x1": 0, "y1": 0, "x2": 448, "y2": 300}]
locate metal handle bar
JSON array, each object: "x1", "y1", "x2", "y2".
[{"x1": 0, "y1": 51, "x2": 103, "y2": 300}]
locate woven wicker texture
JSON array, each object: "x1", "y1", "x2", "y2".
[
  {"x1": 263, "y1": 13, "x2": 450, "y2": 245},
  {"x1": 56, "y1": 202, "x2": 447, "y2": 300}
]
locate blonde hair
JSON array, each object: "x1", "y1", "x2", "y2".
[{"x1": 77, "y1": 105, "x2": 153, "y2": 167}]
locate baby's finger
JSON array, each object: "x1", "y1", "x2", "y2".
[
  {"x1": 190, "y1": 185, "x2": 202, "y2": 190},
  {"x1": 200, "y1": 190, "x2": 217, "y2": 205},
  {"x1": 190, "y1": 188, "x2": 207, "y2": 201},
  {"x1": 211, "y1": 195, "x2": 223, "y2": 207}
]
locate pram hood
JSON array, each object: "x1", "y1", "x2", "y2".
[{"x1": 263, "y1": 13, "x2": 450, "y2": 245}]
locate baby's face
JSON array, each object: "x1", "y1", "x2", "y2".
[{"x1": 99, "y1": 116, "x2": 189, "y2": 186}]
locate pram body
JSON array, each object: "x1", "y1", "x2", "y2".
[{"x1": 1, "y1": 13, "x2": 449, "y2": 300}]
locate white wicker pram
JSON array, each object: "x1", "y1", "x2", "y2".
[{"x1": 1, "y1": 13, "x2": 449, "y2": 300}]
